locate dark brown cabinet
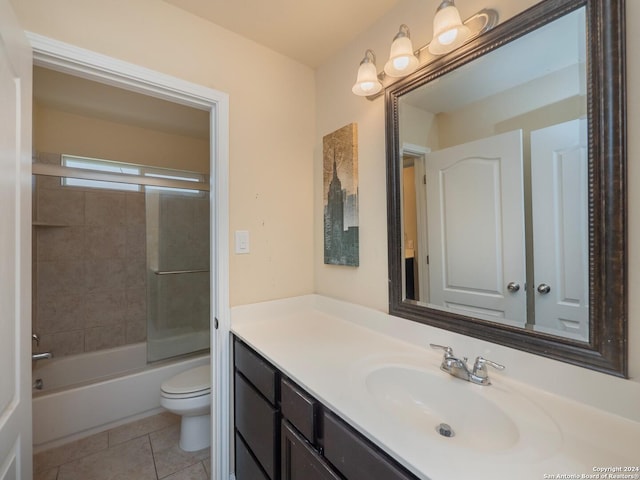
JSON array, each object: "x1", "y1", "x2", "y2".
[
  {"x1": 281, "y1": 377, "x2": 316, "y2": 443},
  {"x1": 233, "y1": 336, "x2": 419, "y2": 480},
  {"x1": 323, "y1": 410, "x2": 416, "y2": 480},
  {"x1": 235, "y1": 432, "x2": 270, "y2": 480},
  {"x1": 234, "y1": 339, "x2": 280, "y2": 480},
  {"x1": 234, "y1": 372, "x2": 279, "y2": 480},
  {"x1": 281, "y1": 420, "x2": 341, "y2": 480}
]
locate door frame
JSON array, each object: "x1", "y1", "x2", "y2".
[
  {"x1": 27, "y1": 33, "x2": 230, "y2": 480},
  {"x1": 400, "y1": 143, "x2": 430, "y2": 303}
]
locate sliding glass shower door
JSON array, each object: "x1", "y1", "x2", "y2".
[{"x1": 146, "y1": 187, "x2": 210, "y2": 362}]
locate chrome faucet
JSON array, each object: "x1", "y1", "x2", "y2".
[
  {"x1": 32, "y1": 333, "x2": 53, "y2": 362},
  {"x1": 430, "y1": 344, "x2": 504, "y2": 386}
]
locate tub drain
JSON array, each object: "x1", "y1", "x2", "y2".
[{"x1": 436, "y1": 423, "x2": 454, "y2": 437}]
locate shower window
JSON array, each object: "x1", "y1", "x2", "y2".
[{"x1": 60, "y1": 154, "x2": 206, "y2": 193}]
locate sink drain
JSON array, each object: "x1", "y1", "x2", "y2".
[{"x1": 436, "y1": 423, "x2": 455, "y2": 437}]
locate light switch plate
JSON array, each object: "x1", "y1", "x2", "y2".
[{"x1": 235, "y1": 230, "x2": 250, "y2": 254}]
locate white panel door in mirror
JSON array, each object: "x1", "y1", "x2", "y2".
[
  {"x1": 424, "y1": 130, "x2": 526, "y2": 326},
  {"x1": 531, "y1": 118, "x2": 588, "y2": 341}
]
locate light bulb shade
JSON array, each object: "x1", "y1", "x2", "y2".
[
  {"x1": 428, "y1": 1, "x2": 471, "y2": 55},
  {"x1": 352, "y1": 53, "x2": 382, "y2": 96},
  {"x1": 384, "y1": 36, "x2": 419, "y2": 77}
]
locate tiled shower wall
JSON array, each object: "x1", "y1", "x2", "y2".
[{"x1": 33, "y1": 152, "x2": 147, "y2": 357}]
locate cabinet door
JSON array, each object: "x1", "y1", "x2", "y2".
[
  {"x1": 236, "y1": 433, "x2": 269, "y2": 480},
  {"x1": 282, "y1": 421, "x2": 341, "y2": 480},
  {"x1": 235, "y1": 372, "x2": 279, "y2": 480},
  {"x1": 323, "y1": 411, "x2": 417, "y2": 480}
]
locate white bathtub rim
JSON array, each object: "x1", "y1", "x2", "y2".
[
  {"x1": 32, "y1": 353, "x2": 210, "y2": 450},
  {"x1": 33, "y1": 339, "x2": 210, "y2": 394}
]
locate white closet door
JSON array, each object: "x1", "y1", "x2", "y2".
[
  {"x1": 531, "y1": 118, "x2": 589, "y2": 341},
  {"x1": 0, "y1": 0, "x2": 34, "y2": 478},
  {"x1": 426, "y1": 130, "x2": 526, "y2": 326}
]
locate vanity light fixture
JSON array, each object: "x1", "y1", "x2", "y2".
[
  {"x1": 384, "y1": 24, "x2": 419, "y2": 77},
  {"x1": 428, "y1": 0, "x2": 471, "y2": 55},
  {"x1": 352, "y1": 3, "x2": 498, "y2": 99},
  {"x1": 352, "y1": 49, "x2": 383, "y2": 96}
]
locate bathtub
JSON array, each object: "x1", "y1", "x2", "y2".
[{"x1": 32, "y1": 342, "x2": 210, "y2": 452}]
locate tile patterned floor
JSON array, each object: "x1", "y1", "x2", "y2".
[{"x1": 34, "y1": 412, "x2": 211, "y2": 480}]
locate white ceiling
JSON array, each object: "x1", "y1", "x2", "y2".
[{"x1": 161, "y1": 0, "x2": 401, "y2": 68}]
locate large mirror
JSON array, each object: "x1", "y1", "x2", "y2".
[{"x1": 386, "y1": 0, "x2": 627, "y2": 376}]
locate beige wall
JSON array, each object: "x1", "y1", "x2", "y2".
[
  {"x1": 315, "y1": 0, "x2": 640, "y2": 404},
  {"x1": 14, "y1": 0, "x2": 640, "y2": 412},
  {"x1": 315, "y1": 0, "x2": 540, "y2": 311},
  {"x1": 34, "y1": 104, "x2": 210, "y2": 173},
  {"x1": 13, "y1": 0, "x2": 316, "y2": 307}
]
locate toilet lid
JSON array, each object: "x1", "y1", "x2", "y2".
[{"x1": 161, "y1": 365, "x2": 211, "y2": 395}]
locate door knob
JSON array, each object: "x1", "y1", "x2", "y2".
[
  {"x1": 537, "y1": 283, "x2": 551, "y2": 294},
  {"x1": 506, "y1": 282, "x2": 520, "y2": 293}
]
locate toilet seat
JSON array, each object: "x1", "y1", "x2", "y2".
[
  {"x1": 160, "y1": 389, "x2": 211, "y2": 400},
  {"x1": 161, "y1": 365, "x2": 211, "y2": 398}
]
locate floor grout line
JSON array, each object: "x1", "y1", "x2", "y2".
[{"x1": 148, "y1": 434, "x2": 160, "y2": 480}]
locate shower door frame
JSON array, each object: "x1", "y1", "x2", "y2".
[{"x1": 28, "y1": 33, "x2": 231, "y2": 480}]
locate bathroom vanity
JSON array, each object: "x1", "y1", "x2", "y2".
[
  {"x1": 234, "y1": 337, "x2": 417, "y2": 480},
  {"x1": 231, "y1": 295, "x2": 640, "y2": 480}
]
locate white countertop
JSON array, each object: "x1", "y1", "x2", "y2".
[{"x1": 231, "y1": 295, "x2": 640, "y2": 480}]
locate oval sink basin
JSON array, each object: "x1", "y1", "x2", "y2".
[{"x1": 363, "y1": 363, "x2": 562, "y2": 461}]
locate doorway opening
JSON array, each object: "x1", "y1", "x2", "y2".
[{"x1": 28, "y1": 33, "x2": 230, "y2": 478}]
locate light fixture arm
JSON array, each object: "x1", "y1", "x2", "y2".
[
  {"x1": 361, "y1": 49, "x2": 376, "y2": 66},
  {"x1": 394, "y1": 24, "x2": 411, "y2": 41},
  {"x1": 437, "y1": 0, "x2": 456, "y2": 10}
]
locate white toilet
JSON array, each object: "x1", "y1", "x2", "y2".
[{"x1": 160, "y1": 364, "x2": 212, "y2": 452}]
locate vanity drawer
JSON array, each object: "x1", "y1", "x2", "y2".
[
  {"x1": 234, "y1": 372, "x2": 279, "y2": 480},
  {"x1": 322, "y1": 410, "x2": 417, "y2": 480},
  {"x1": 235, "y1": 432, "x2": 269, "y2": 480},
  {"x1": 281, "y1": 378, "x2": 317, "y2": 443},
  {"x1": 234, "y1": 338, "x2": 278, "y2": 404}
]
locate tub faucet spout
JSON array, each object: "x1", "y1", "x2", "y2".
[{"x1": 32, "y1": 351, "x2": 53, "y2": 361}]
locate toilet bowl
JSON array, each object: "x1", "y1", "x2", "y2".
[{"x1": 160, "y1": 364, "x2": 212, "y2": 452}]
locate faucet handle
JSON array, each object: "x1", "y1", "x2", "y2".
[
  {"x1": 429, "y1": 344, "x2": 454, "y2": 357},
  {"x1": 473, "y1": 356, "x2": 505, "y2": 375},
  {"x1": 470, "y1": 357, "x2": 505, "y2": 385}
]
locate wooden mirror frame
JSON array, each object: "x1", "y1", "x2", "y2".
[{"x1": 386, "y1": 0, "x2": 627, "y2": 377}]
